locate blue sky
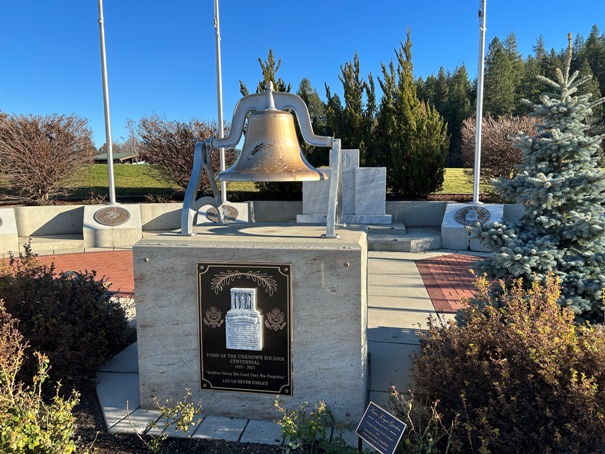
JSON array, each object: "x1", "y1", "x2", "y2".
[{"x1": 0, "y1": 1, "x2": 603, "y2": 148}]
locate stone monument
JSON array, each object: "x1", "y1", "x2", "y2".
[
  {"x1": 134, "y1": 86, "x2": 369, "y2": 424},
  {"x1": 296, "y1": 149, "x2": 391, "y2": 225}
]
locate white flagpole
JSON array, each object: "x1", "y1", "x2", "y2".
[
  {"x1": 473, "y1": 0, "x2": 486, "y2": 204},
  {"x1": 214, "y1": 0, "x2": 227, "y2": 203},
  {"x1": 97, "y1": 0, "x2": 116, "y2": 204}
]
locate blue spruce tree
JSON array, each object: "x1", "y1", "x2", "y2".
[{"x1": 474, "y1": 34, "x2": 605, "y2": 322}]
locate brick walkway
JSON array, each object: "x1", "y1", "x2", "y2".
[
  {"x1": 416, "y1": 254, "x2": 479, "y2": 312},
  {"x1": 9, "y1": 251, "x2": 479, "y2": 312},
  {"x1": 36, "y1": 251, "x2": 135, "y2": 297}
]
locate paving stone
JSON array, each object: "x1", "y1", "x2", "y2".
[
  {"x1": 239, "y1": 419, "x2": 283, "y2": 445},
  {"x1": 96, "y1": 371, "x2": 140, "y2": 430},
  {"x1": 110, "y1": 408, "x2": 161, "y2": 434},
  {"x1": 368, "y1": 341, "x2": 416, "y2": 396},
  {"x1": 191, "y1": 415, "x2": 248, "y2": 441},
  {"x1": 147, "y1": 415, "x2": 204, "y2": 438},
  {"x1": 100, "y1": 342, "x2": 138, "y2": 373}
]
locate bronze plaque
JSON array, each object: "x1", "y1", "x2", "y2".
[{"x1": 197, "y1": 263, "x2": 292, "y2": 395}]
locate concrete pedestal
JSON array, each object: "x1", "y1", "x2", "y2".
[
  {"x1": 441, "y1": 203, "x2": 503, "y2": 251},
  {"x1": 83, "y1": 205, "x2": 142, "y2": 248},
  {"x1": 133, "y1": 224, "x2": 368, "y2": 424}
]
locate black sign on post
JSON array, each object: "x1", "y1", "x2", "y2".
[
  {"x1": 356, "y1": 402, "x2": 407, "y2": 454},
  {"x1": 197, "y1": 263, "x2": 292, "y2": 395}
]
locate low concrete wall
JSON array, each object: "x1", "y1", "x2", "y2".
[
  {"x1": 14, "y1": 205, "x2": 84, "y2": 237},
  {"x1": 139, "y1": 203, "x2": 182, "y2": 231},
  {"x1": 7, "y1": 201, "x2": 527, "y2": 240}
]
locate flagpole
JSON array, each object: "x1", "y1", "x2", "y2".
[
  {"x1": 214, "y1": 0, "x2": 227, "y2": 203},
  {"x1": 97, "y1": 0, "x2": 116, "y2": 205},
  {"x1": 473, "y1": 0, "x2": 486, "y2": 204}
]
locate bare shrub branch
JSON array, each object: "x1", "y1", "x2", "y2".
[
  {"x1": 0, "y1": 114, "x2": 95, "y2": 204},
  {"x1": 137, "y1": 115, "x2": 235, "y2": 193},
  {"x1": 461, "y1": 114, "x2": 539, "y2": 181}
]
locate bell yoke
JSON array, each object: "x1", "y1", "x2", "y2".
[{"x1": 180, "y1": 83, "x2": 343, "y2": 238}]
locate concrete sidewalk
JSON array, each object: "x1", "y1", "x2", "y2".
[{"x1": 95, "y1": 250, "x2": 472, "y2": 447}]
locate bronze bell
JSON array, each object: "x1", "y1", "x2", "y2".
[{"x1": 216, "y1": 108, "x2": 328, "y2": 182}]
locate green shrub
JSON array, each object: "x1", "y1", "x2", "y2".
[
  {"x1": 0, "y1": 301, "x2": 79, "y2": 453},
  {"x1": 411, "y1": 275, "x2": 605, "y2": 453},
  {"x1": 0, "y1": 245, "x2": 135, "y2": 391}
]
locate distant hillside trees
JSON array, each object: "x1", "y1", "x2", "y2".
[
  {"x1": 416, "y1": 27, "x2": 605, "y2": 167},
  {"x1": 123, "y1": 24, "x2": 605, "y2": 200},
  {"x1": 0, "y1": 113, "x2": 95, "y2": 204}
]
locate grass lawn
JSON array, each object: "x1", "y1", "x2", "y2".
[
  {"x1": 437, "y1": 168, "x2": 490, "y2": 194},
  {"x1": 4, "y1": 164, "x2": 489, "y2": 202},
  {"x1": 62, "y1": 164, "x2": 181, "y2": 200}
]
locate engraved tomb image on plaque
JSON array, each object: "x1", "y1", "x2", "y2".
[
  {"x1": 225, "y1": 288, "x2": 263, "y2": 351},
  {"x1": 198, "y1": 263, "x2": 292, "y2": 395}
]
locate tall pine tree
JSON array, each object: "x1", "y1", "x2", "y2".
[
  {"x1": 375, "y1": 30, "x2": 449, "y2": 197},
  {"x1": 239, "y1": 49, "x2": 291, "y2": 96},
  {"x1": 337, "y1": 53, "x2": 377, "y2": 165},
  {"x1": 473, "y1": 34, "x2": 605, "y2": 322},
  {"x1": 484, "y1": 37, "x2": 516, "y2": 116}
]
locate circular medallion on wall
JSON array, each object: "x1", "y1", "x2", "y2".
[
  {"x1": 454, "y1": 206, "x2": 491, "y2": 226},
  {"x1": 93, "y1": 207, "x2": 131, "y2": 226},
  {"x1": 0, "y1": 217, "x2": 3, "y2": 228},
  {"x1": 205, "y1": 205, "x2": 239, "y2": 223}
]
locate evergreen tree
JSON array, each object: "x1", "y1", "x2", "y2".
[
  {"x1": 416, "y1": 74, "x2": 437, "y2": 106},
  {"x1": 533, "y1": 35, "x2": 547, "y2": 61},
  {"x1": 504, "y1": 32, "x2": 526, "y2": 103},
  {"x1": 239, "y1": 49, "x2": 291, "y2": 96},
  {"x1": 337, "y1": 53, "x2": 377, "y2": 165},
  {"x1": 363, "y1": 74, "x2": 378, "y2": 165},
  {"x1": 417, "y1": 66, "x2": 473, "y2": 167},
  {"x1": 297, "y1": 78, "x2": 329, "y2": 167},
  {"x1": 375, "y1": 30, "x2": 449, "y2": 197},
  {"x1": 473, "y1": 35, "x2": 605, "y2": 322},
  {"x1": 484, "y1": 37, "x2": 516, "y2": 116},
  {"x1": 516, "y1": 55, "x2": 542, "y2": 116},
  {"x1": 324, "y1": 84, "x2": 345, "y2": 140},
  {"x1": 444, "y1": 65, "x2": 473, "y2": 166},
  {"x1": 579, "y1": 25, "x2": 605, "y2": 94},
  {"x1": 576, "y1": 59, "x2": 603, "y2": 121},
  {"x1": 433, "y1": 67, "x2": 449, "y2": 113}
]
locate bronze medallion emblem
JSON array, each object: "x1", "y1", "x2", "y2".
[
  {"x1": 454, "y1": 206, "x2": 491, "y2": 226},
  {"x1": 93, "y1": 207, "x2": 131, "y2": 226}
]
